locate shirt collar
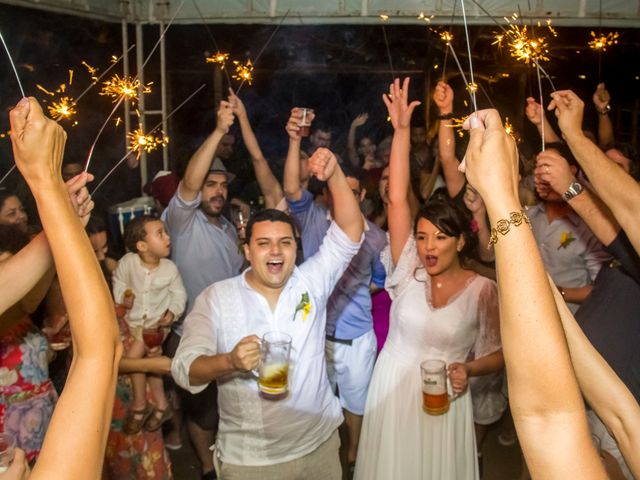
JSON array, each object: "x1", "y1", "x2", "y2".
[{"x1": 526, "y1": 202, "x2": 581, "y2": 226}]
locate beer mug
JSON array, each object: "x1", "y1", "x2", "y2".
[
  {"x1": 420, "y1": 359, "x2": 458, "y2": 415},
  {"x1": 256, "y1": 331, "x2": 292, "y2": 400}
]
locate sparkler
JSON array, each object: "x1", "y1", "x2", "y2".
[
  {"x1": 91, "y1": 83, "x2": 206, "y2": 195},
  {"x1": 48, "y1": 97, "x2": 77, "y2": 121},
  {"x1": 0, "y1": 165, "x2": 17, "y2": 186},
  {"x1": 503, "y1": 117, "x2": 514, "y2": 136},
  {"x1": 0, "y1": 32, "x2": 26, "y2": 98},
  {"x1": 459, "y1": 0, "x2": 478, "y2": 113},
  {"x1": 206, "y1": 52, "x2": 230, "y2": 68},
  {"x1": 441, "y1": 0, "x2": 457, "y2": 81},
  {"x1": 100, "y1": 74, "x2": 152, "y2": 104},
  {"x1": 85, "y1": 96, "x2": 125, "y2": 172},
  {"x1": 127, "y1": 126, "x2": 169, "y2": 158},
  {"x1": 235, "y1": 9, "x2": 290, "y2": 95},
  {"x1": 381, "y1": 23, "x2": 396, "y2": 82},
  {"x1": 588, "y1": 31, "x2": 619, "y2": 51},
  {"x1": 232, "y1": 60, "x2": 254, "y2": 85}
]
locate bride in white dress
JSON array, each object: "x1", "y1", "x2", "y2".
[{"x1": 354, "y1": 78, "x2": 504, "y2": 480}]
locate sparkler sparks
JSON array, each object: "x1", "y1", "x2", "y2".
[
  {"x1": 379, "y1": 14, "x2": 389, "y2": 21},
  {"x1": 444, "y1": 116, "x2": 468, "y2": 138},
  {"x1": 493, "y1": 14, "x2": 553, "y2": 65},
  {"x1": 588, "y1": 31, "x2": 619, "y2": 51},
  {"x1": 232, "y1": 60, "x2": 254, "y2": 85},
  {"x1": 417, "y1": 12, "x2": 434, "y2": 23},
  {"x1": 100, "y1": 74, "x2": 152, "y2": 103},
  {"x1": 206, "y1": 52, "x2": 230, "y2": 68},
  {"x1": 503, "y1": 117, "x2": 513, "y2": 136},
  {"x1": 48, "y1": 97, "x2": 77, "y2": 121},
  {"x1": 127, "y1": 126, "x2": 169, "y2": 158}
]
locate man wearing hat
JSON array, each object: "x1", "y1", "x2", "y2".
[{"x1": 163, "y1": 100, "x2": 243, "y2": 480}]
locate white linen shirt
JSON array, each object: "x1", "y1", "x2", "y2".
[
  {"x1": 171, "y1": 222, "x2": 363, "y2": 466},
  {"x1": 112, "y1": 252, "x2": 187, "y2": 328}
]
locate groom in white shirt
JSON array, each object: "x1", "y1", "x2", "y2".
[{"x1": 172, "y1": 148, "x2": 364, "y2": 479}]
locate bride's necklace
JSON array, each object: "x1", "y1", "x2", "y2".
[{"x1": 435, "y1": 281, "x2": 443, "y2": 289}]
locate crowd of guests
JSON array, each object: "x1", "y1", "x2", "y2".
[{"x1": 0, "y1": 74, "x2": 638, "y2": 480}]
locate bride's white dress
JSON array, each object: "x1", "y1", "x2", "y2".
[{"x1": 355, "y1": 236, "x2": 501, "y2": 480}]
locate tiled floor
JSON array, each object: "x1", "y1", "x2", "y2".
[{"x1": 168, "y1": 411, "x2": 526, "y2": 479}]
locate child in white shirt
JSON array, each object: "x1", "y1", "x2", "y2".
[{"x1": 113, "y1": 215, "x2": 186, "y2": 434}]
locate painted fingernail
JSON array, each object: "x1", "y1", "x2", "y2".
[{"x1": 469, "y1": 116, "x2": 482, "y2": 129}]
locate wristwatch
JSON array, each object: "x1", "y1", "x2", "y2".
[
  {"x1": 563, "y1": 179, "x2": 584, "y2": 202},
  {"x1": 597, "y1": 104, "x2": 611, "y2": 115}
]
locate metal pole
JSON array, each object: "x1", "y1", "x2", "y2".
[
  {"x1": 160, "y1": 20, "x2": 168, "y2": 171},
  {"x1": 136, "y1": 22, "x2": 148, "y2": 187}
]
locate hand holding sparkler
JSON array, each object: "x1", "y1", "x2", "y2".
[
  {"x1": 548, "y1": 90, "x2": 585, "y2": 141},
  {"x1": 228, "y1": 88, "x2": 247, "y2": 120},
  {"x1": 65, "y1": 173, "x2": 95, "y2": 227},
  {"x1": 433, "y1": 81, "x2": 454, "y2": 115},
  {"x1": 460, "y1": 109, "x2": 519, "y2": 208},
  {"x1": 525, "y1": 97, "x2": 544, "y2": 126},
  {"x1": 592, "y1": 83, "x2": 611, "y2": 113},
  {"x1": 382, "y1": 78, "x2": 421, "y2": 131},
  {"x1": 215, "y1": 100, "x2": 235, "y2": 135},
  {"x1": 9, "y1": 98, "x2": 66, "y2": 186},
  {"x1": 534, "y1": 150, "x2": 575, "y2": 198}
]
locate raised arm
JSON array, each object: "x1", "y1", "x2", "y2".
[
  {"x1": 462, "y1": 108, "x2": 606, "y2": 479},
  {"x1": 180, "y1": 100, "x2": 235, "y2": 201},
  {"x1": 0, "y1": 173, "x2": 93, "y2": 317},
  {"x1": 283, "y1": 108, "x2": 310, "y2": 202},
  {"x1": 524, "y1": 97, "x2": 562, "y2": 144},
  {"x1": 347, "y1": 113, "x2": 368, "y2": 168},
  {"x1": 548, "y1": 279, "x2": 640, "y2": 478},
  {"x1": 592, "y1": 83, "x2": 614, "y2": 148},
  {"x1": 463, "y1": 185, "x2": 494, "y2": 262},
  {"x1": 550, "y1": 89, "x2": 640, "y2": 255},
  {"x1": 433, "y1": 81, "x2": 465, "y2": 197},
  {"x1": 535, "y1": 148, "x2": 619, "y2": 247},
  {"x1": 9, "y1": 97, "x2": 122, "y2": 480},
  {"x1": 229, "y1": 89, "x2": 284, "y2": 209},
  {"x1": 384, "y1": 78, "x2": 421, "y2": 264},
  {"x1": 307, "y1": 148, "x2": 363, "y2": 242}
]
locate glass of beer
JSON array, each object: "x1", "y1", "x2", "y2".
[
  {"x1": 257, "y1": 331, "x2": 292, "y2": 400},
  {"x1": 420, "y1": 359, "x2": 455, "y2": 415},
  {"x1": 143, "y1": 327, "x2": 165, "y2": 349},
  {"x1": 0, "y1": 432, "x2": 15, "y2": 473},
  {"x1": 298, "y1": 108, "x2": 314, "y2": 137}
]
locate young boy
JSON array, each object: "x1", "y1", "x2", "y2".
[{"x1": 113, "y1": 215, "x2": 186, "y2": 434}]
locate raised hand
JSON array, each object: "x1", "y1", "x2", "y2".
[
  {"x1": 548, "y1": 90, "x2": 585, "y2": 138},
  {"x1": 460, "y1": 110, "x2": 519, "y2": 211},
  {"x1": 65, "y1": 172, "x2": 95, "y2": 226},
  {"x1": 534, "y1": 150, "x2": 575, "y2": 196},
  {"x1": 592, "y1": 83, "x2": 611, "y2": 111},
  {"x1": 433, "y1": 81, "x2": 454, "y2": 114},
  {"x1": 463, "y1": 184, "x2": 486, "y2": 217},
  {"x1": 229, "y1": 335, "x2": 261, "y2": 372},
  {"x1": 382, "y1": 77, "x2": 421, "y2": 131},
  {"x1": 307, "y1": 147, "x2": 337, "y2": 181},
  {"x1": 9, "y1": 97, "x2": 67, "y2": 186},
  {"x1": 351, "y1": 113, "x2": 369, "y2": 128},
  {"x1": 228, "y1": 88, "x2": 247, "y2": 119},
  {"x1": 215, "y1": 100, "x2": 235, "y2": 135},
  {"x1": 525, "y1": 97, "x2": 544, "y2": 126}
]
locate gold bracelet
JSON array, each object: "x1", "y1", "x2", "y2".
[{"x1": 488, "y1": 210, "x2": 530, "y2": 247}]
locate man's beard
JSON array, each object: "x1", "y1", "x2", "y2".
[{"x1": 200, "y1": 195, "x2": 225, "y2": 217}]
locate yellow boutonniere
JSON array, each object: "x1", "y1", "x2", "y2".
[
  {"x1": 558, "y1": 231, "x2": 576, "y2": 249},
  {"x1": 293, "y1": 292, "x2": 311, "y2": 322}
]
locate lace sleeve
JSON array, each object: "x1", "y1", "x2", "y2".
[
  {"x1": 381, "y1": 234, "x2": 421, "y2": 300},
  {"x1": 470, "y1": 278, "x2": 501, "y2": 359}
]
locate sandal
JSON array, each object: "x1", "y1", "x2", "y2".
[
  {"x1": 144, "y1": 406, "x2": 173, "y2": 432},
  {"x1": 123, "y1": 404, "x2": 152, "y2": 435}
]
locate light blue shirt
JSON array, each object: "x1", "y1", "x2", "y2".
[
  {"x1": 528, "y1": 203, "x2": 610, "y2": 313},
  {"x1": 288, "y1": 189, "x2": 387, "y2": 339},
  {"x1": 162, "y1": 184, "x2": 244, "y2": 315}
]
